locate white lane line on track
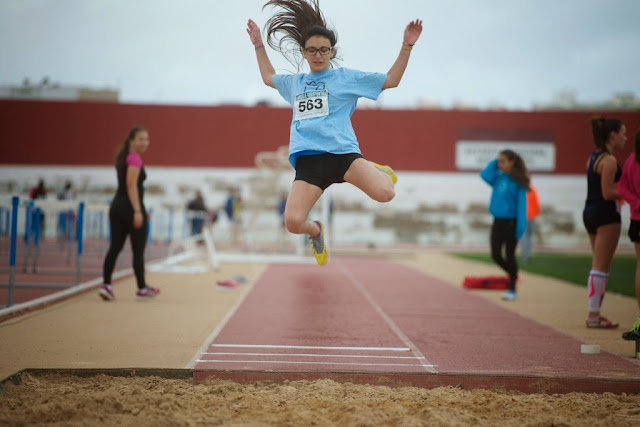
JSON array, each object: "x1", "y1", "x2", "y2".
[
  {"x1": 185, "y1": 265, "x2": 269, "y2": 369},
  {"x1": 195, "y1": 359, "x2": 437, "y2": 368},
  {"x1": 203, "y1": 352, "x2": 424, "y2": 359},
  {"x1": 336, "y1": 260, "x2": 437, "y2": 373},
  {"x1": 210, "y1": 344, "x2": 410, "y2": 352}
]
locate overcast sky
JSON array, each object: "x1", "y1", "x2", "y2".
[{"x1": 1, "y1": 0, "x2": 639, "y2": 109}]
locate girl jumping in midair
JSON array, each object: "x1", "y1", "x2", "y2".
[{"x1": 247, "y1": 0, "x2": 422, "y2": 265}]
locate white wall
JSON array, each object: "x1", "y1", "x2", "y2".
[{"x1": 0, "y1": 165, "x2": 632, "y2": 249}]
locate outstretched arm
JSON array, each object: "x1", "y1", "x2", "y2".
[
  {"x1": 383, "y1": 19, "x2": 423, "y2": 89},
  {"x1": 247, "y1": 19, "x2": 275, "y2": 88}
]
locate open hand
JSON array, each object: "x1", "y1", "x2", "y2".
[
  {"x1": 246, "y1": 19, "x2": 263, "y2": 47},
  {"x1": 403, "y1": 19, "x2": 423, "y2": 45}
]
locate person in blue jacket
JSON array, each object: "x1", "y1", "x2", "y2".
[
  {"x1": 480, "y1": 150, "x2": 530, "y2": 301},
  {"x1": 246, "y1": 0, "x2": 422, "y2": 266}
]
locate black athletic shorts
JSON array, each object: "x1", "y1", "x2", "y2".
[
  {"x1": 629, "y1": 220, "x2": 640, "y2": 243},
  {"x1": 582, "y1": 204, "x2": 621, "y2": 235},
  {"x1": 294, "y1": 152, "x2": 363, "y2": 190}
]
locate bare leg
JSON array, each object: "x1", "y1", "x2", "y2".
[
  {"x1": 343, "y1": 158, "x2": 395, "y2": 202},
  {"x1": 588, "y1": 223, "x2": 621, "y2": 318},
  {"x1": 284, "y1": 180, "x2": 323, "y2": 237},
  {"x1": 591, "y1": 223, "x2": 621, "y2": 272},
  {"x1": 587, "y1": 233, "x2": 596, "y2": 252}
]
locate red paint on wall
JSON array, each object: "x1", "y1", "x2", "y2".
[{"x1": 1, "y1": 99, "x2": 638, "y2": 173}]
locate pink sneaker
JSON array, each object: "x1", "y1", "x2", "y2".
[
  {"x1": 99, "y1": 284, "x2": 115, "y2": 301},
  {"x1": 216, "y1": 280, "x2": 239, "y2": 291},
  {"x1": 586, "y1": 315, "x2": 618, "y2": 329},
  {"x1": 136, "y1": 286, "x2": 160, "y2": 300}
]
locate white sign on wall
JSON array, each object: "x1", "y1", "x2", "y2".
[{"x1": 455, "y1": 141, "x2": 556, "y2": 172}]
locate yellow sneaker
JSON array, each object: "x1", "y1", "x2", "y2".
[
  {"x1": 309, "y1": 221, "x2": 328, "y2": 266},
  {"x1": 372, "y1": 162, "x2": 397, "y2": 184}
]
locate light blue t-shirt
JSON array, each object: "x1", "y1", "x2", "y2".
[{"x1": 273, "y1": 67, "x2": 387, "y2": 168}]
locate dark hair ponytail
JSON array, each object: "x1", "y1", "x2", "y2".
[
  {"x1": 116, "y1": 126, "x2": 146, "y2": 169},
  {"x1": 590, "y1": 116, "x2": 622, "y2": 152},
  {"x1": 500, "y1": 149, "x2": 530, "y2": 191},
  {"x1": 264, "y1": 0, "x2": 339, "y2": 69}
]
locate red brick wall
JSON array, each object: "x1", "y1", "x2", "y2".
[{"x1": 1, "y1": 99, "x2": 638, "y2": 173}]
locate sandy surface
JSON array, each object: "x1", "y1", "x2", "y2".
[
  {"x1": 0, "y1": 261, "x2": 264, "y2": 378},
  {"x1": 1, "y1": 373, "x2": 640, "y2": 426},
  {"x1": 1, "y1": 250, "x2": 639, "y2": 426}
]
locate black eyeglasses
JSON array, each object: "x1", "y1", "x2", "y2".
[{"x1": 303, "y1": 46, "x2": 333, "y2": 55}]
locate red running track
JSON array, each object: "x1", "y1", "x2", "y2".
[
  {"x1": 194, "y1": 257, "x2": 640, "y2": 393},
  {"x1": 0, "y1": 238, "x2": 169, "y2": 306}
]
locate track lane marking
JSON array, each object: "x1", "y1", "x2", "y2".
[
  {"x1": 195, "y1": 359, "x2": 437, "y2": 368},
  {"x1": 210, "y1": 344, "x2": 410, "y2": 352},
  {"x1": 186, "y1": 265, "x2": 268, "y2": 368},
  {"x1": 203, "y1": 352, "x2": 424, "y2": 359},
  {"x1": 336, "y1": 260, "x2": 437, "y2": 373}
]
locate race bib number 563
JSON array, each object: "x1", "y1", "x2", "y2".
[{"x1": 294, "y1": 90, "x2": 329, "y2": 120}]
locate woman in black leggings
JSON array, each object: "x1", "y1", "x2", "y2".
[
  {"x1": 99, "y1": 126, "x2": 160, "y2": 301},
  {"x1": 480, "y1": 150, "x2": 530, "y2": 301}
]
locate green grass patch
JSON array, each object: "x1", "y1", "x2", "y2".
[{"x1": 450, "y1": 252, "x2": 636, "y2": 297}]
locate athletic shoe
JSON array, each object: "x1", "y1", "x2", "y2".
[
  {"x1": 216, "y1": 280, "x2": 239, "y2": 291},
  {"x1": 501, "y1": 290, "x2": 517, "y2": 301},
  {"x1": 135, "y1": 286, "x2": 160, "y2": 300},
  {"x1": 309, "y1": 220, "x2": 328, "y2": 266},
  {"x1": 586, "y1": 315, "x2": 619, "y2": 329},
  {"x1": 371, "y1": 162, "x2": 398, "y2": 184},
  {"x1": 232, "y1": 275, "x2": 248, "y2": 284},
  {"x1": 98, "y1": 284, "x2": 115, "y2": 301},
  {"x1": 622, "y1": 317, "x2": 640, "y2": 340}
]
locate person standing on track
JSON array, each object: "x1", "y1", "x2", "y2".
[
  {"x1": 520, "y1": 183, "x2": 541, "y2": 264},
  {"x1": 186, "y1": 190, "x2": 208, "y2": 236},
  {"x1": 224, "y1": 186, "x2": 244, "y2": 247},
  {"x1": 99, "y1": 126, "x2": 160, "y2": 301},
  {"x1": 246, "y1": 0, "x2": 422, "y2": 265},
  {"x1": 582, "y1": 117, "x2": 626, "y2": 329},
  {"x1": 618, "y1": 129, "x2": 640, "y2": 339},
  {"x1": 480, "y1": 150, "x2": 530, "y2": 301}
]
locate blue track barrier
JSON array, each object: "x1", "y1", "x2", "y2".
[
  {"x1": 76, "y1": 202, "x2": 85, "y2": 284},
  {"x1": 7, "y1": 196, "x2": 19, "y2": 307}
]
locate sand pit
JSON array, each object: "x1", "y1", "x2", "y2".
[
  {"x1": 2, "y1": 373, "x2": 640, "y2": 426},
  {"x1": 2, "y1": 253, "x2": 640, "y2": 425}
]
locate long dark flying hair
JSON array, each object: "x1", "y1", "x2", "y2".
[
  {"x1": 263, "y1": 0, "x2": 339, "y2": 69},
  {"x1": 115, "y1": 126, "x2": 146, "y2": 170},
  {"x1": 500, "y1": 149, "x2": 530, "y2": 191},
  {"x1": 590, "y1": 116, "x2": 622, "y2": 152},
  {"x1": 635, "y1": 130, "x2": 640, "y2": 163}
]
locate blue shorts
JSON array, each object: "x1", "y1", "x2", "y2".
[{"x1": 294, "y1": 152, "x2": 363, "y2": 191}]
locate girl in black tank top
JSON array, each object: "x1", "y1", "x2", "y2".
[
  {"x1": 584, "y1": 150, "x2": 622, "y2": 209},
  {"x1": 582, "y1": 117, "x2": 626, "y2": 329}
]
